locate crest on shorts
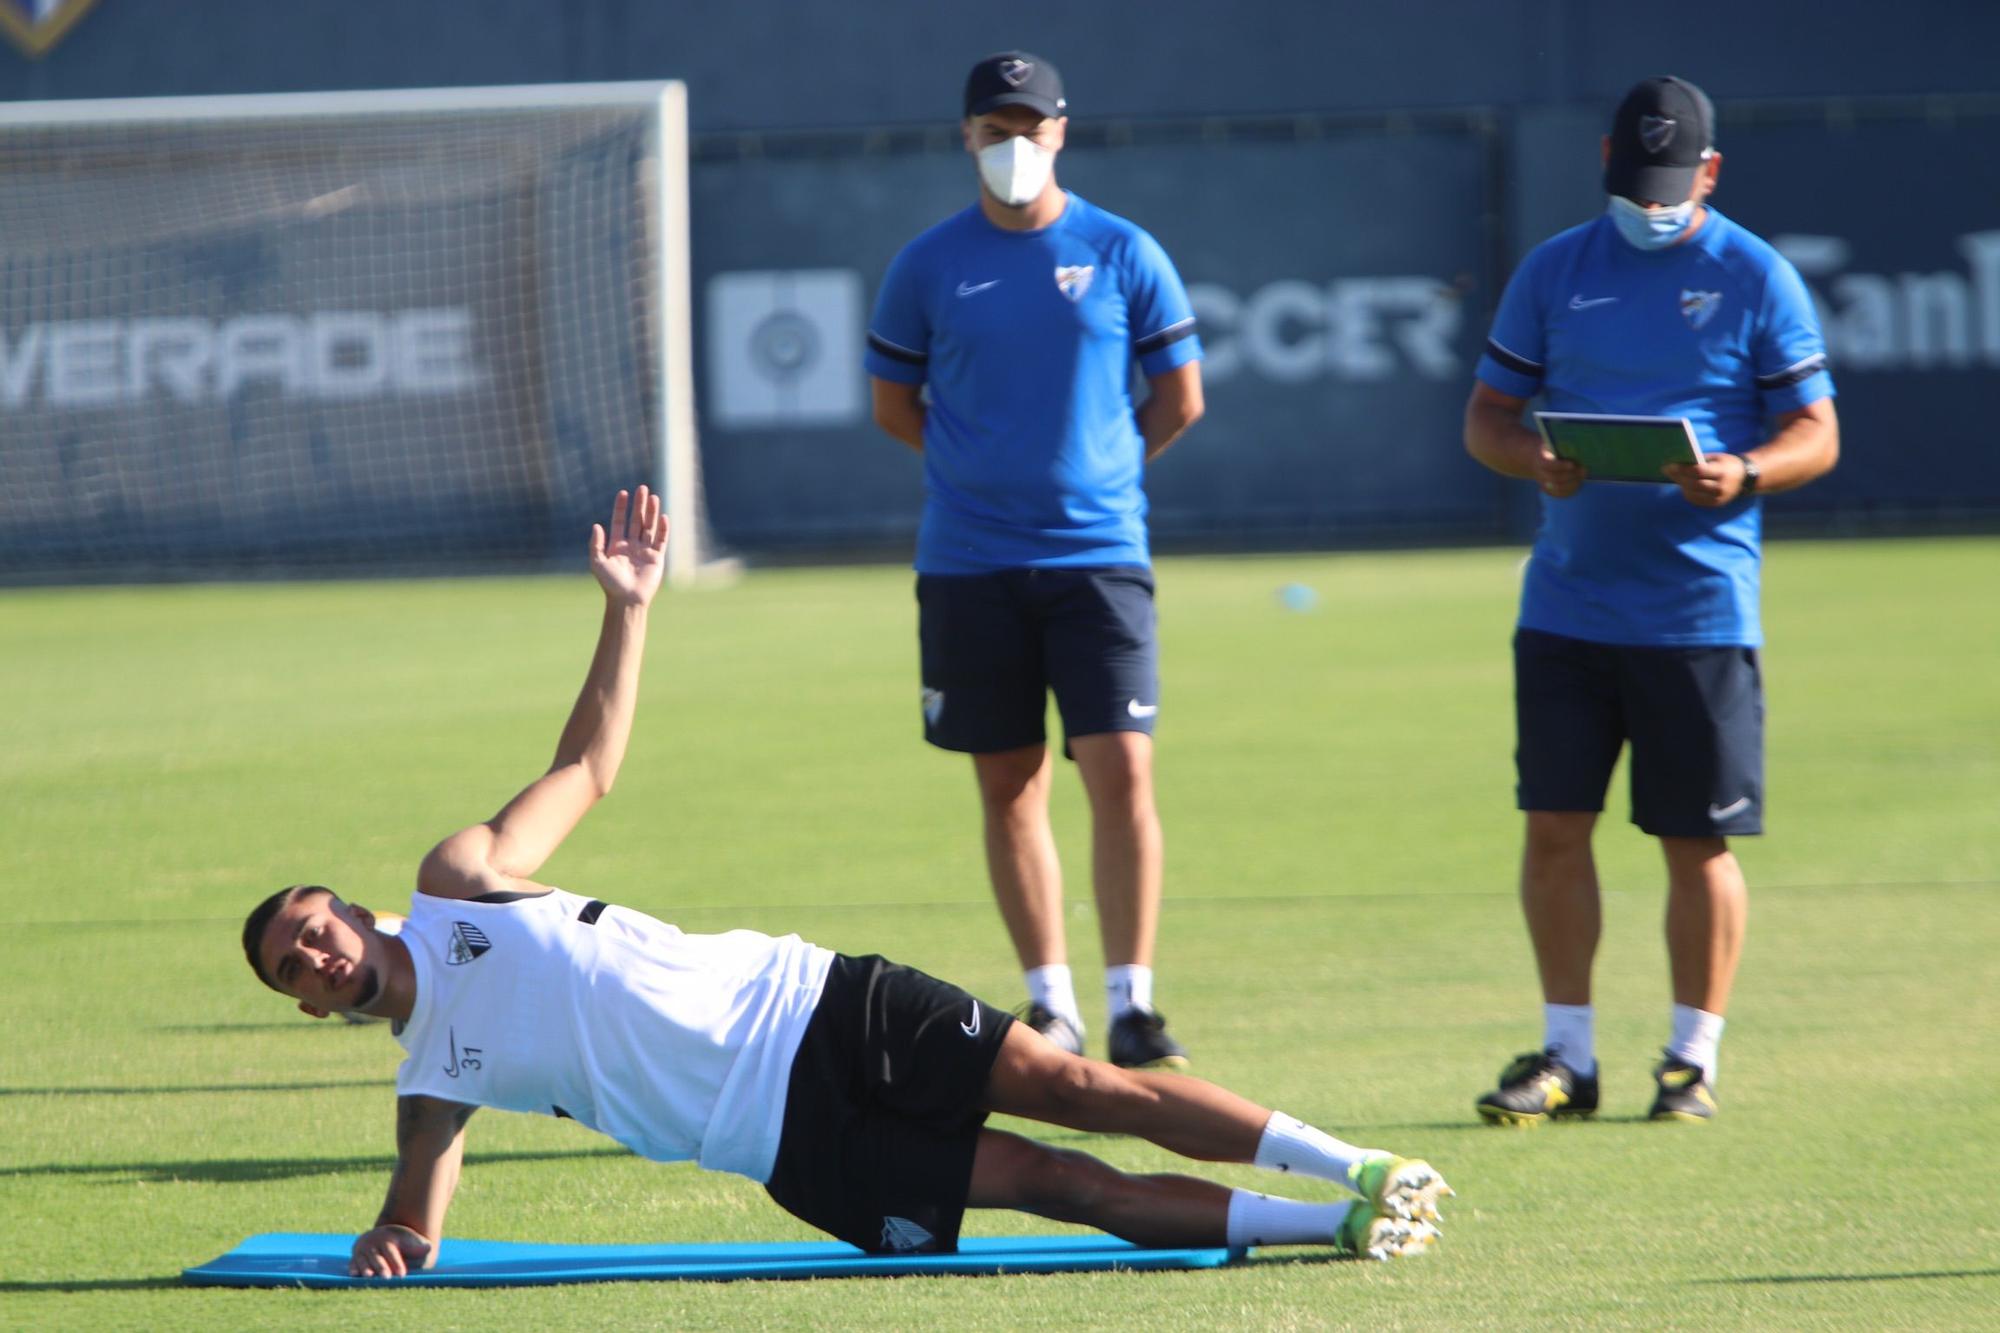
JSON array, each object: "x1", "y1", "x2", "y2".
[
  {"x1": 1639, "y1": 115, "x2": 1678, "y2": 154},
  {"x1": 880, "y1": 1215, "x2": 937, "y2": 1252},
  {"x1": 447, "y1": 921, "x2": 492, "y2": 966},
  {"x1": 998, "y1": 59, "x2": 1033, "y2": 88},
  {"x1": 0, "y1": 0, "x2": 100, "y2": 58},
  {"x1": 1055, "y1": 265, "x2": 1095, "y2": 302},
  {"x1": 921, "y1": 687, "x2": 945, "y2": 727},
  {"x1": 1680, "y1": 288, "x2": 1723, "y2": 330}
]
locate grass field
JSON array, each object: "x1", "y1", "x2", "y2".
[{"x1": 3, "y1": 539, "x2": 1996, "y2": 1330}]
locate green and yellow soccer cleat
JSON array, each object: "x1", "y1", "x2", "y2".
[
  {"x1": 1336, "y1": 1199, "x2": 1441, "y2": 1262},
  {"x1": 1476, "y1": 1049, "x2": 1599, "y2": 1126},
  {"x1": 1649, "y1": 1054, "x2": 1718, "y2": 1122},
  {"x1": 1348, "y1": 1154, "x2": 1454, "y2": 1224}
]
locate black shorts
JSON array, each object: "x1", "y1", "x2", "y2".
[
  {"x1": 1514, "y1": 627, "x2": 1765, "y2": 838},
  {"x1": 763, "y1": 954, "x2": 1015, "y2": 1254},
  {"x1": 917, "y1": 566, "x2": 1159, "y2": 755}
]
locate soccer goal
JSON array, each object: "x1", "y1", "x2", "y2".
[{"x1": 0, "y1": 82, "x2": 706, "y2": 585}]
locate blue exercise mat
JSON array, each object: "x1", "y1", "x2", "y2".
[{"x1": 183, "y1": 1233, "x2": 1247, "y2": 1287}]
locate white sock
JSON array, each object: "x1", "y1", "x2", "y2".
[
  {"x1": 1024, "y1": 964, "x2": 1083, "y2": 1032},
  {"x1": 1252, "y1": 1113, "x2": 1379, "y2": 1193},
  {"x1": 1667, "y1": 1004, "x2": 1725, "y2": 1084},
  {"x1": 1543, "y1": 1003, "x2": 1597, "y2": 1076},
  {"x1": 1226, "y1": 1189, "x2": 1353, "y2": 1248},
  {"x1": 1104, "y1": 963, "x2": 1154, "y2": 1020}
]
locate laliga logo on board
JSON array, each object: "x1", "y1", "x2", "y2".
[
  {"x1": 0, "y1": 0, "x2": 99, "y2": 59},
  {"x1": 1775, "y1": 230, "x2": 2000, "y2": 371}
]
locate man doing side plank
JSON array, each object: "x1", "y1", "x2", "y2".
[{"x1": 242, "y1": 488, "x2": 1451, "y2": 1276}]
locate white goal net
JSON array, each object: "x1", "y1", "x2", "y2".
[{"x1": 0, "y1": 82, "x2": 703, "y2": 584}]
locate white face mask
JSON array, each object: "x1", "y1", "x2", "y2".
[
  {"x1": 977, "y1": 136, "x2": 1055, "y2": 208},
  {"x1": 1606, "y1": 193, "x2": 1698, "y2": 251}
]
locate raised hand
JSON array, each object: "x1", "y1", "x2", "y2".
[{"x1": 589, "y1": 485, "x2": 670, "y2": 607}]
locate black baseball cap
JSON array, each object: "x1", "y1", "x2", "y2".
[
  {"x1": 964, "y1": 51, "x2": 1066, "y2": 119},
  {"x1": 1604, "y1": 76, "x2": 1715, "y2": 203}
]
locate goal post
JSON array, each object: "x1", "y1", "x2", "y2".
[{"x1": 0, "y1": 81, "x2": 705, "y2": 585}]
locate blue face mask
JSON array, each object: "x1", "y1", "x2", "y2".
[{"x1": 1607, "y1": 194, "x2": 1698, "y2": 251}]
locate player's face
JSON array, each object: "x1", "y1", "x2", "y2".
[
  {"x1": 259, "y1": 890, "x2": 385, "y2": 1018},
  {"x1": 962, "y1": 106, "x2": 1065, "y2": 158}
]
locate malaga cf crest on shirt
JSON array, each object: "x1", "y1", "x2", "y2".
[
  {"x1": 1681, "y1": 288, "x2": 1723, "y2": 330},
  {"x1": 447, "y1": 921, "x2": 493, "y2": 965},
  {"x1": 1055, "y1": 265, "x2": 1094, "y2": 302}
]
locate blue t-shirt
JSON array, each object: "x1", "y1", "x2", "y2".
[
  {"x1": 865, "y1": 192, "x2": 1202, "y2": 574},
  {"x1": 1475, "y1": 208, "x2": 1835, "y2": 647}
]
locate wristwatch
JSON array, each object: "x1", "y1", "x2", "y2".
[{"x1": 1738, "y1": 454, "x2": 1761, "y2": 494}]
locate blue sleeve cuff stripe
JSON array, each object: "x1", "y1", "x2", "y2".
[
  {"x1": 1133, "y1": 317, "x2": 1197, "y2": 356},
  {"x1": 1484, "y1": 338, "x2": 1543, "y2": 378},
  {"x1": 867, "y1": 332, "x2": 927, "y2": 366},
  {"x1": 1756, "y1": 352, "x2": 1828, "y2": 389}
]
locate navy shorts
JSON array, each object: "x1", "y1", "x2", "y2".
[
  {"x1": 763, "y1": 954, "x2": 1014, "y2": 1255},
  {"x1": 1514, "y1": 627, "x2": 1764, "y2": 838},
  {"x1": 916, "y1": 566, "x2": 1159, "y2": 755}
]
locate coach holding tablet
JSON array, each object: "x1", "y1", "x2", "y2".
[{"x1": 1462, "y1": 77, "x2": 1838, "y2": 1125}]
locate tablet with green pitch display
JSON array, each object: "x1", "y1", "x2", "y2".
[{"x1": 1534, "y1": 412, "x2": 1704, "y2": 484}]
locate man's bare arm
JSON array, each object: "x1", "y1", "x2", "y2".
[
  {"x1": 1664, "y1": 397, "x2": 1840, "y2": 507},
  {"x1": 871, "y1": 377, "x2": 926, "y2": 452},
  {"x1": 349, "y1": 1095, "x2": 477, "y2": 1278},
  {"x1": 1463, "y1": 381, "x2": 1586, "y2": 498},
  {"x1": 1138, "y1": 362, "x2": 1204, "y2": 462},
  {"x1": 418, "y1": 487, "x2": 668, "y2": 901}
]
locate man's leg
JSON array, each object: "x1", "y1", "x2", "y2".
[
  {"x1": 1660, "y1": 835, "x2": 1746, "y2": 1015},
  {"x1": 1656, "y1": 835, "x2": 1743, "y2": 1107},
  {"x1": 1473, "y1": 811, "x2": 1605, "y2": 1123},
  {"x1": 1522, "y1": 810, "x2": 1602, "y2": 1009},
  {"x1": 973, "y1": 745, "x2": 1084, "y2": 1041},
  {"x1": 981, "y1": 1025, "x2": 1449, "y2": 1223},
  {"x1": 1069, "y1": 730, "x2": 1161, "y2": 971},
  {"x1": 1045, "y1": 566, "x2": 1178, "y2": 1066},
  {"x1": 974, "y1": 744, "x2": 1065, "y2": 970},
  {"x1": 967, "y1": 1128, "x2": 1232, "y2": 1248}
]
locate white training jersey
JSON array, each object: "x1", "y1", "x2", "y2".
[{"x1": 391, "y1": 887, "x2": 833, "y2": 1183}]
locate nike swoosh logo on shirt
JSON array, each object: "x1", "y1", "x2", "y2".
[
  {"x1": 1127, "y1": 699, "x2": 1159, "y2": 719},
  {"x1": 1568, "y1": 294, "x2": 1619, "y2": 310},
  {"x1": 956, "y1": 280, "x2": 1001, "y2": 297},
  {"x1": 1708, "y1": 797, "x2": 1752, "y2": 820},
  {"x1": 961, "y1": 1004, "x2": 982, "y2": 1037}
]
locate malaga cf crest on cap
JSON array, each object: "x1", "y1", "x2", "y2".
[
  {"x1": 0, "y1": 0, "x2": 101, "y2": 58},
  {"x1": 998, "y1": 58, "x2": 1032, "y2": 87},
  {"x1": 1639, "y1": 115, "x2": 1678, "y2": 153}
]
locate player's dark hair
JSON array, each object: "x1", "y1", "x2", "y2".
[{"x1": 241, "y1": 884, "x2": 333, "y2": 992}]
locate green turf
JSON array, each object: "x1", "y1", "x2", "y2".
[{"x1": 2, "y1": 539, "x2": 1995, "y2": 1329}]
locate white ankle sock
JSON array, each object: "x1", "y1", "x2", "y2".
[
  {"x1": 1104, "y1": 964, "x2": 1153, "y2": 1020},
  {"x1": 1543, "y1": 1003, "x2": 1597, "y2": 1076},
  {"x1": 1024, "y1": 964, "x2": 1083, "y2": 1032},
  {"x1": 1252, "y1": 1113, "x2": 1378, "y2": 1192},
  {"x1": 1226, "y1": 1189, "x2": 1352, "y2": 1247},
  {"x1": 1667, "y1": 1004, "x2": 1725, "y2": 1084}
]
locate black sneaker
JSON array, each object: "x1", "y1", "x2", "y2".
[
  {"x1": 1475, "y1": 1049, "x2": 1599, "y2": 1126},
  {"x1": 1108, "y1": 1008, "x2": 1189, "y2": 1070},
  {"x1": 1014, "y1": 1002, "x2": 1084, "y2": 1056},
  {"x1": 1648, "y1": 1053, "x2": 1718, "y2": 1123}
]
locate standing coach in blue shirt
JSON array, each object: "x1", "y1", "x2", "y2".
[
  {"x1": 865, "y1": 52, "x2": 1205, "y2": 1069},
  {"x1": 1464, "y1": 77, "x2": 1838, "y2": 1124}
]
